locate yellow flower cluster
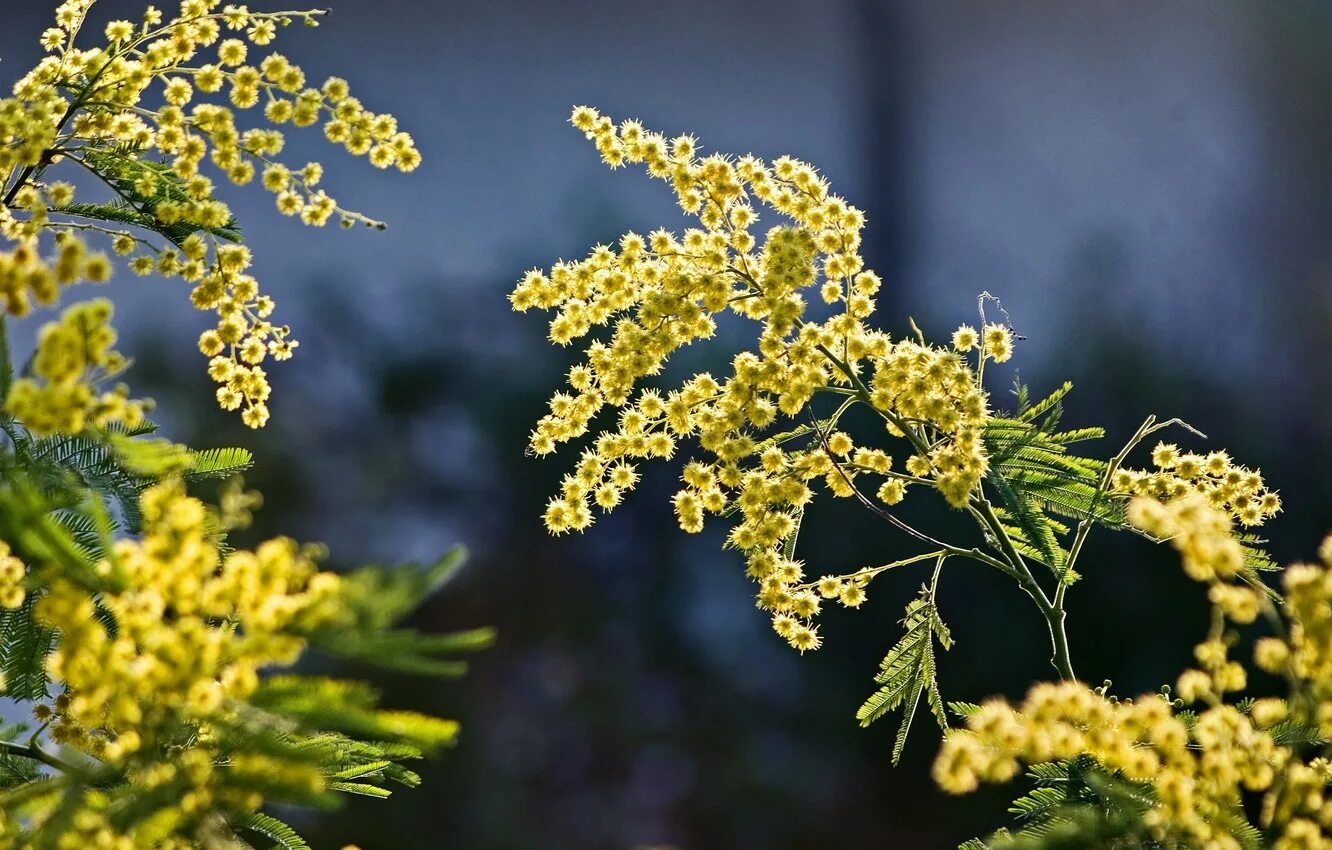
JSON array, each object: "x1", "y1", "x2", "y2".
[
  {"x1": 870, "y1": 338, "x2": 989, "y2": 507},
  {"x1": 0, "y1": 474, "x2": 472, "y2": 846},
  {"x1": 0, "y1": 92, "x2": 60, "y2": 177},
  {"x1": 936, "y1": 497, "x2": 1332, "y2": 848},
  {"x1": 1114, "y1": 441, "x2": 1281, "y2": 527},
  {"x1": 951, "y1": 321, "x2": 1014, "y2": 364},
  {"x1": 13, "y1": 738, "x2": 318, "y2": 850},
  {"x1": 1131, "y1": 495, "x2": 1258, "y2": 700},
  {"x1": 513, "y1": 106, "x2": 882, "y2": 476},
  {"x1": 26, "y1": 479, "x2": 339, "y2": 843},
  {"x1": 4, "y1": 298, "x2": 149, "y2": 436},
  {"x1": 933, "y1": 682, "x2": 1284, "y2": 848},
  {"x1": 40, "y1": 480, "x2": 337, "y2": 749},
  {"x1": 0, "y1": 225, "x2": 111, "y2": 318},
  {"x1": 0, "y1": 540, "x2": 27, "y2": 609},
  {"x1": 7, "y1": 479, "x2": 348, "y2": 847},
  {"x1": 515, "y1": 108, "x2": 1008, "y2": 652},
  {"x1": 1, "y1": 0, "x2": 419, "y2": 427},
  {"x1": 1259, "y1": 536, "x2": 1332, "y2": 737},
  {"x1": 1128, "y1": 494, "x2": 1246, "y2": 583}
]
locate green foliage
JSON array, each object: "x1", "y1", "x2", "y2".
[
  {"x1": 0, "y1": 726, "x2": 42, "y2": 791},
  {"x1": 0, "y1": 472, "x2": 107, "y2": 593},
  {"x1": 183, "y1": 446, "x2": 256, "y2": 480},
  {"x1": 962, "y1": 754, "x2": 1274, "y2": 850},
  {"x1": 248, "y1": 676, "x2": 461, "y2": 754},
  {"x1": 947, "y1": 701, "x2": 983, "y2": 719},
  {"x1": 239, "y1": 812, "x2": 311, "y2": 850},
  {"x1": 0, "y1": 421, "x2": 486, "y2": 845},
  {"x1": 0, "y1": 423, "x2": 261, "y2": 703},
  {"x1": 857, "y1": 578, "x2": 952, "y2": 764},
  {"x1": 984, "y1": 381, "x2": 1122, "y2": 583},
  {"x1": 0, "y1": 597, "x2": 55, "y2": 700},
  {"x1": 1, "y1": 416, "x2": 253, "y2": 534},
  {"x1": 1265, "y1": 718, "x2": 1325, "y2": 747},
  {"x1": 962, "y1": 756, "x2": 1160, "y2": 850},
  {"x1": 59, "y1": 149, "x2": 242, "y2": 248},
  {"x1": 0, "y1": 3, "x2": 451, "y2": 844},
  {"x1": 308, "y1": 548, "x2": 496, "y2": 676}
]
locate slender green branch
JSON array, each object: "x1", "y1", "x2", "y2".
[
  {"x1": 970, "y1": 496, "x2": 1041, "y2": 600},
  {"x1": 0, "y1": 738, "x2": 74, "y2": 773},
  {"x1": 1058, "y1": 415, "x2": 1157, "y2": 613},
  {"x1": 972, "y1": 493, "x2": 1075, "y2": 681},
  {"x1": 814, "y1": 341, "x2": 936, "y2": 460},
  {"x1": 1058, "y1": 414, "x2": 1208, "y2": 614},
  {"x1": 1045, "y1": 607, "x2": 1075, "y2": 682},
  {"x1": 928, "y1": 551, "x2": 947, "y2": 601},
  {"x1": 46, "y1": 218, "x2": 161, "y2": 251},
  {"x1": 806, "y1": 406, "x2": 1013, "y2": 577},
  {"x1": 730, "y1": 252, "x2": 1076, "y2": 680},
  {"x1": 842, "y1": 464, "x2": 933, "y2": 487},
  {"x1": 0, "y1": 314, "x2": 10, "y2": 402},
  {"x1": 2, "y1": 164, "x2": 40, "y2": 208},
  {"x1": 810, "y1": 336, "x2": 1078, "y2": 679},
  {"x1": 795, "y1": 550, "x2": 946, "y2": 591}
]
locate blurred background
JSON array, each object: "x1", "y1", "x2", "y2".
[{"x1": 6, "y1": 1, "x2": 1332, "y2": 846}]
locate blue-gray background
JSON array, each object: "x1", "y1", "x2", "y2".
[{"x1": 5, "y1": 1, "x2": 1332, "y2": 847}]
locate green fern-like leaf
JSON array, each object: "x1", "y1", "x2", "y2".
[
  {"x1": 1267, "y1": 719, "x2": 1326, "y2": 747},
  {"x1": 49, "y1": 508, "x2": 111, "y2": 562},
  {"x1": 0, "y1": 596, "x2": 55, "y2": 700},
  {"x1": 857, "y1": 587, "x2": 953, "y2": 764},
  {"x1": 1018, "y1": 381, "x2": 1072, "y2": 425},
  {"x1": 1044, "y1": 427, "x2": 1106, "y2": 447},
  {"x1": 982, "y1": 408, "x2": 1129, "y2": 586},
  {"x1": 304, "y1": 547, "x2": 493, "y2": 676},
  {"x1": 1238, "y1": 533, "x2": 1280, "y2": 574},
  {"x1": 61, "y1": 149, "x2": 242, "y2": 247},
  {"x1": 948, "y1": 701, "x2": 982, "y2": 719},
  {"x1": 987, "y1": 473, "x2": 1067, "y2": 574},
  {"x1": 185, "y1": 446, "x2": 254, "y2": 480},
  {"x1": 239, "y1": 812, "x2": 311, "y2": 850},
  {"x1": 1009, "y1": 786, "x2": 1070, "y2": 822},
  {"x1": 247, "y1": 676, "x2": 461, "y2": 753},
  {"x1": 326, "y1": 780, "x2": 393, "y2": 798},
  {"x1": 314, "y1": 626, "x2": 494, "y2": 678}
]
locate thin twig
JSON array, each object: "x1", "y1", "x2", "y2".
[
  {"x1": 0, "y1": 738, "x2": 74, "y2": 773},
  {"x1": 805, "y1": 406, "x2": 1014, "y2": 576}
]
